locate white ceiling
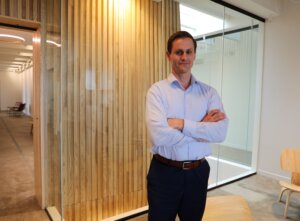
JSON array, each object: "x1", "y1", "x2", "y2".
[
  {"x1": 179, "y1": 0, "x2": 283, "y2": 20},
  {"x1": 0, "y1": 27, "x2": 33, "y2": 73},
  {"x1": 222, "y1": 0, "x2": 282, "y2": 18}
]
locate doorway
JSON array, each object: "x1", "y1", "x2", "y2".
[{"x1": 0, "y1": 22, "x2": 42, "y2": 217}]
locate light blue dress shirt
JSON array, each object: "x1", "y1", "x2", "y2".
[{"x1": 146, "y1": 73, "x2": 229, "y2": 161}]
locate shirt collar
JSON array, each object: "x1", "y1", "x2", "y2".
[{"x1": 167, "y1": 73, "x2": 198, "y2": 86}]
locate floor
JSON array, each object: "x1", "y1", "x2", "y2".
[
  {"x1": 1, "y1": 112, "x2": 300, "y2": 221},
  {"x1": 0, "y1": 112, "x2": 49, "y2": 221},
  {"x1": 208, "y1": 175, "x2": 300, "y2": 221}
]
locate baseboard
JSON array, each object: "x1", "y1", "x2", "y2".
[
  {"x1": 46, "y1": 205, "x2": 148, "y2": 221},
  {"x1": 102, "y1": 206, "x2": 148, "y2": 221},
  {"x1": 46, "y1": 206, "x2": 65, "y2": 221},
  {"x1": 257, "y1": 169, "x2": 289, "y2": 181}
]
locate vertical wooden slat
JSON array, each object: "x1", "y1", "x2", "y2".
[
  {"x1": 25, "y1": 0, "x2": 29, "y2": 19},
  {"x1": 113, "y1": 0, "x2": 120, "y2": 215},
  {"x1": 75, "y1": 204, "x2": 80, "y2": 221},
  {"x1": 127, "y1": 0, "x2": 134, "y2": 210},
  {"x1": 79, "y1": 2, "x2": 86, "y2": 221},
  {"x1": 91, "y1": 0, "x2": 97, "y2": 203},
  {"x1": 45, "y1": 0, "x2": 53, "y2": 207},
  {"x1": 14, "y1": 0, "x2": 18, "y2": 17},
  {"x1": 32, "y1": 29, "x2": 42, "y2": 207},
  {"x1": 0, "y1": 0, "x2": 5, "y2": 15},
  {"x1": 137, "y1": 0, "x2": 143, "y2": 194},
  {"x1": 28, "y1": 0, "x2": 33, "y2": 20},
  {"x1": 54, "y1": 0, "x2": 62, "y2": 211},
  {"x1": 142, "y1": 0, "x2": 150, "y2": 204},
  {"x1": 85, "y1": 0, "x2": 92, "y2": 206},
  {"x1": 22, "y1": 0, "x2": 26, "y2": 19},
  {"x1": 96, "y1": 1, "x2": 103, "y2": 219},
  {"x1": 101, "y1": 0, "x2": 109, "y2": 218},
  {"x1": 67, "y1": 0, "x2": 75, "y2": 206},
  {"x1": 61, "y1": 0, "x2": 68, "y2": 209},
  {"x1": 9, "y1": 0, "x2": 15, "y2": 17},
  {"x1": 117, "y1": 0, "x2": 124, "y2": 213},
  {"x1": 73, "y1": 0, "x2": 80, "y2": 208},
  {"x1": 17, "y1": 0, "x2": 22, "y2": 19},
  {"x1": 107, "y1": 0, "x2": 114, "y2": 217},
  {"x1": 122, "y1": 0, "x2": 130, "y2": 213},
  {"x1": 33, "y1": 0, "x2": 37, "y2": 20},
  {"x1": 36, "y1": 0, "x2": 40, "y2": 21},
  {"x1": 5, "y1": 0, "x2": 9, "y2": 16}
]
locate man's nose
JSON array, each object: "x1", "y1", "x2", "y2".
[{"x1": 181, "y1": 52, "x2": 188, "y2": 60}]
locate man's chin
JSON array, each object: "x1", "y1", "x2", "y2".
[{"x1": 178, "y1": 69, "x2": 191, "y2": 74}]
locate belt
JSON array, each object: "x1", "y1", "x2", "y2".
[{"x1": 153, "y1": 154, "x2": 205, "y2": 170}]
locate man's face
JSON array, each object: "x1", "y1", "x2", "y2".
[{"x1": 167, "y1": 37, "x2": 196, "y2": 76}]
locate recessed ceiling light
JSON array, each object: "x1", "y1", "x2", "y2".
[
  {"x1": 0, "y1": 34, "x2": 25, "y2": 43},
  {"x1": 46, "y1": 40, "x2": 61, "y2": 47}
]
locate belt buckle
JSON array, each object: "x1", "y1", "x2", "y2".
[{"x1": 182, "y1": 161, "x2": 192, "y2": 170}]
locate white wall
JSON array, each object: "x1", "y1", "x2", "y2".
[
  {"x1": 22, "y1": 67, "x2": 33, "y2": 116},
  {"x1": 0, "y1": 72, "x2": 23, "y2": 111},
  {"x1": 258, "y1": 0, "x2": 300, "y2": 179},
  {"x1": 0, "y1": 67, "x2": 33, "y2": 115}
]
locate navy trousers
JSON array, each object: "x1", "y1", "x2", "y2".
[{"x1": 147, "y1": 157, "x2": 210, "y2": 221}]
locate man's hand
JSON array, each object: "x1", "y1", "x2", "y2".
[
  {"x1": 167, "y1": 110, "x2": 225, "y2": 131},
  {"x1": 167, "y1": 118, "x2": 184, "y2": 131},
  {"x1": 201, "y1": 109, "x2": 226, "y2": 122}
]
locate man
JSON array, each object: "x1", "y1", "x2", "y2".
[{"x1": 145, "y1": 31, "x2": 228, "y2": 221}]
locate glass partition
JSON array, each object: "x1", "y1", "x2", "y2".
[{"x1": 180, "y1": 0, "x2": 264, "y2": 188}]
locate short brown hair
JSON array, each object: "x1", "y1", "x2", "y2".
[{"x1": 167, "y1": 31, "x2": 197, "y2": 53}]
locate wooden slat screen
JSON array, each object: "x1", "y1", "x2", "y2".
[
  {"x1": 44, "y1": 0, "x2": 180, "y2": 220},
  {"x1": 0, "y1": 0, "x2": 41, "y2": 22}
]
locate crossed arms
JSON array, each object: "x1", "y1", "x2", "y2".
[
  {"x1": 146, "y1": 87, "x2": 229, "y2": 148},
  {"x1": 168, "y1": 109, "x2": 226, "y2": 131}
]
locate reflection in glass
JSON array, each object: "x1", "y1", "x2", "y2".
[{"x1": 180, "y1": 0, "x2": 263, "y2": 187}]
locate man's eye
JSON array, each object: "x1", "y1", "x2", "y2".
[{"x1": 175, "y1": 51, "x2": 183, "y2": 55}]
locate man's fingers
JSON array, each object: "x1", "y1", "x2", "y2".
[
  {"x1": 208, "y1": 109, "x2": 220, "y2": 116},
  {"x1": 202, "y1": 111, "x2": 226, "y2": 122},
  {"x1": 215, "y1": 112, "x2": 226, "y2": 121}
]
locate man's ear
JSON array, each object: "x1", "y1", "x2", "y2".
[{"x1": 166, "y1": 51, "x2": 171, "y2": 61}]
